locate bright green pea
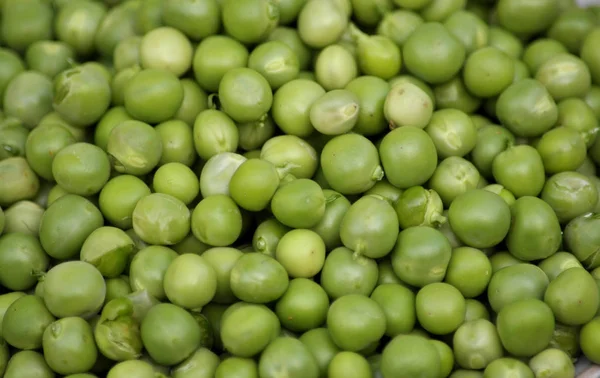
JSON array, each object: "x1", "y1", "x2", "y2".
[
  {"x1": 107, "y1": 120, "x2": 162, "y2": 176},
  {"x1": 94, "y1": 1, "x2": 138, "y2": 58},
  {"x1": 492, "y1": 145, "x2": 546, "y2": 198},
  {"x1": 221, "y1": 0, "x2": 279, "y2": 45},
  {"x1": 444, "y1": 10, "x2": 489, "y2": 54},
  {"x1": 272, "y1": 79, "x2": 325, "y2": 137},
  {"x1": 161, "y1": 0, "x2": 221, "y2": 41},
  {"x1": 270, "y1": 179, "x2": 326, "y2": 229},
  {"x1": 487, "y1": 26, "x2": 523, "y2": 59},
  {"x1": 229, "y1": 158, "x2": 280, "y2": 212},
  {"x1": 94, "y1": 107, "x2": 134, "y2": 152},
  {"x1": 139, "y1": 26, "x2": 193, "y2": 77},
  {"x1": 218, "y1": 67, "x2": 273, "y2": 124},
  {"x1": 192, "y1": 35, "x2": 249, "y2": 93},
  {"x1": 267, "y1": 26, "x2": 313, "y2": 71},
  {"x1": 80, "y1": 226, "x2": 134, "y2": 278},
  {"x1": 535, "y1": 53, "x2": 592, "y2": 101},
  {"x1": 110, "y1": 65, "x2": 141, "y2": 106},
  {"x1": 350, "y1": 25, "x2": 402, "y2": 80},
  {"x1": 345, "y1": 75, "x2": 390, "y2": 136},
  {"x1": 155, "y1": 119, "x2": 197, "y2": 167},
  {"x1": 496, "y1": 0, "x2": 559, "y2": 36},
  {"x1": 174, "y1": 79, "x2": 209, "y2": 127},
  {"x1": 153, "y1": 163, "x2": 199, "y2": 206},
  {"x1": 581, "y1": 28, "x2": 600, "y2": 86},
  {"x1": 425, "y1": 109, "x2": 477, "y2": 158},
  {"x1": 557, "y1": 97, "x2": 599, "y2": 148},
  {"x1": 523, "y1": 38, "x2": 568, "y2": 75},
  {"x1": 420, "y1": 0, "x2": 466, "y2": 22},
  {"x1": 541, "y1": 171, "x2": 599, "y2": 224},
  {"x1": 132, "y1": 193, "x2": 191, "y2": 246},
  {"x1": 536, "y1": 127, "x2": 587, "y2": 174},
  {"x1": 297, "y1": 0, "x2": 348, "y2": 49},
  {"x1": 99, "y1": 175, "x2": 151, "y2": 230},
  {"x1": 51, "y1": 142, "x2": 111, "y2": 196},
  {"x1": 463, "y1": 47, "x2": 514, "y2": 98},
  {"x1": 314, "y1": 44, "x2": 358, "y2": 91},
  {"x1": 123, "y1": 68, "x2": 184, "y2": 124},
  {"x1": 248, "y1": 40, "x2": 299, "y2": 90},
  {"x1": 428, "y1": 156, "x2": 480, "y2": 207},
  {"x1": 193, "y1": 109, "x2": 239, "y2": 161},
  {"x1": 199, "y1": 152, "x2": 247, "y2": 198},
  {"x1": 402, "y1": 22, "x2": 466, "y2": 84},
  {"x1": 309, "y1": 89, "x2": 360, "y2": 135}
]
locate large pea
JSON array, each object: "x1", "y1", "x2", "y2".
[
  {"x1": 193, "y1": 109, "x2": 239, "y2": 161},
  {"x1": 391, "y1": 226, "x2": 452, "y2": 288},
  {"x1": 379, "y1": 126, "x2": 438, "y2": 189},
  {"x1": 496, "y1": 299, "x2": 555, "y2": 357},
  {"x1": 297, "y1": 0, "x2": 348, "y2": 49},
  {"x1": 370, "y1": 283, "x2": 416, "y2": 337},
  {"x1": 272, "y1": 79, "x2": 325, "y2": 137},
  {"x1": 52, "y1": 142, "x2": 111, "y2": 196},
  {"x1": 416, "y1": 282, "x2": 466, "y2": 335},
  {"x1": 340, "y1": 195, "x2": 399, "y2": 259},
  {"x1": 2, "y1": 295, "x2": 55, "y2": 350},
  {"x1": 3, "y1": 71, "x2": 53, "y2": 129},
  {"x1": 535, "y1": 53, "x2": 592, "y2": 101},
  {"x1": 163, "y1": 253, "x2": 217, "y2": 310},
  {"x1": 544, "y1": 268, "x2": 599, "y2": 326},
  {"x1": 541, "y1": 171, "x2": 598, "y2": 224},
  {"x1": 445, "y1": 247, "x2": 492, "y2": 299},
  {"x1": 492, "y1": 145, "x2": 546, "y2": 198},
  {"x1": 220, "y1": 303, "x2": 280, "y2": 358},
  {"x1": 229, "y1": 159, "x2": 280, "y2": 212},
  {"x1": 528, "y1": 348, "x2": 575, "y2": 378},
  {"x1": 191, "y1": 195, "x2": 243, "y2": 247},
  {"x1": 384, "y1": 81, "x2": 434, "y2": 129},
  {"x1": 99, "y1": 175, "x2": 151, "y2": 230},
  {"x1": 275, "y1": 278, "x2": 329, "y2": 332},
  {"x1": 381, "y1": 335, "x2": 441, "y2": 378},
  {"x1": 4, "y1": 350, "x2": 54, "y2": 378},
  {"x1": 107, "y1": 120, "x2": 162, "y2": 176},
  {"x1": 230, "y1": 253, "x2": 289, "y2": 304},
  {"x1": 271, "y1": 179, "x2": 326, "y2": 229},
  {"x1": 428, "y1": 156, "x2": 481, "y2": 207},
  {"x1": 0, "y1": 233, "x2": 49, "y2": 291},
  {"x1": 506, "y1": 196, "x2": 562, "y2": 261},
  {"x1": 487, "y1": 263, "x2": 550, "y2": 313},
  {"x1": 260, "y1": 135, "x2": 318, "y2": 179},
  {"x1": 39, "y1": 194, "x2": 103, "y2": 260},
  {"x1": 320, "y1": 133, "x2": 383, "y2": 195},
  {"x1": 309, "y1": 89, "x2": 360, "y2": 136},
  {"x1": 1, "y1": 0, "x2": 53, "y2": 53},
  {"x1": 248, "y1": 40, "x2": 299, "y2": 90},
  {"x1": 453, "y1": 319, "x2": 503, "y2": 370},
  {"x1": 132, "y1": 193, "x2": 190, "y2": 246},
  {"x1": 42, "y1": 317, "x2": 98, "y2": 375},
  {"x1": 536, "y1": 127, "x2": 587, "y2": 174},
  {"x1": 218, "y1": 67, "x2": 273, "y2": 124},
  {"x1": 314, "y1": 44, "x2": 357, "y2": 91},
  {"x1": 320, "y1": 247, "x2": 379, "y2": 299}
]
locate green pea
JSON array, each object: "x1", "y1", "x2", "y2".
[
  {"x1": 381, "y1": 335, "x2": 441, "y2": 378},
  {"x1": 154, "y1": 119, "x2": 197, "y2": 167},
  {"x1": 529, "y1": 348, "x2": 575, "y2": 378},
  {"x1": 277, "y1": 0, "x2": 306, "y2": 25},
  {"x1": 51, "y1": 142, "x2": 110, "y2": 196},
  {"x1": 557, "y1": 97, "x2": 599, "y2": 148},
  {"x1": 2, "y1": 200, "x2": 43, "y2": 236},
  {"x1": 3, "y1": 71, "x2": 53, "y2": 129},
  {"x1": 444, "y1": 10, "x2": 488, "y2": 54},
  {"x1": 377, "y1": 10, "x2": 424, "y2": 46},
  {"x1": 163, "y1": 253, "x2": 217, "y2": 311},
  {"x1": 191, "y1": 195, "x2": 243, "y2": 247},
  {"x1": 132, "y1": 193, "x2": 191, "y2": 246},
  {"x1": 43, "y1": 317, "x2": 98, "y2": 375},
  {"x1": 175, "y1": 79, "x2": 209, "y2": 127},
  {"x1": 153, "y1": 163, "x2": 199, "y2": 205},
  {"x1": 0, "y1": 48, "x2": 25, "y2": 108},
  {"x1": 110, "y1": 65, "x2": 141, "y2": 107},
  {"x1": 193, "y1": 109, "x2": 239, "y2": 161},
  {"x1": 320, "y1": 246, "x2": 378, "y2": 299},
  {"x1": 350, "y1": 25, "x2": 402, "y2": 80},
  {"x1": 192, "y1": 35, "x2": 249, "y2": 93},
  {"x1": 80, "y1": 226, "x2": 134, "y2": 278},
  {"x1": 487, "y1": 26, "x2": 523, "y2": 59},
  {"x1": 416, "y1": 282, "x2": 466, "y2": 335},
  {"x1": 496, "y1": 0, "x2": 559, "y2": 36},
  {"x1": 229, "y1": 158, "x2": 280, "y2": 212},
  {"x1": 25, "y1": 40, "x2": 75, "y2": 79},
  {"x1": 506, "y1": 196, "x2": 562, "y2": 261},
  {"x1": 99, "y1": 175, "x2": 151, "y2": 230},
  {"x1": 425, "y1": 109, "x2": 477, "y2": 158},
  {"x1": 580, "y1": 317, "x2": 600, "y2": 364},
  {"x1": 463, "y1": 47, "x2": 514, "y2": 98},
  {"x1": 199, "y1": 152, "x2": 246, "y2": 198},
  {"x1": 379, "y1": 126, "x2": 438, "y2": 189},
  {"x1": 139, "y1": 27, "x2": 193, "y2": 78},
  {"x1": 523, "y1": 38, "x2": 568, "y2": 76},
  {"x1": 394, "y1": 186, "x2": 445, "y2": 229},
  {"x1": 248, "y1": 40, "x2": 299, "y2": 90},
  {"x1": 402, "y1": 22, "x2": 466, "y2": 84},
  {"x1": 238, "y1": 115, "x2": 276, "y2": 151},
  {"x1": 541, "y1": 171, "x2": 598, "y2": 224},
  {"x1": 309, "y1": 89, "x2": 360, "y2": 135},
  {"x1": 0, "y1": 125, "x2": 28, "y2": 160},
  {"x1": 581, "y1": 28, "x2": 600, "y2": 86},
  {"x1": 513, "y1": 60, "x2": 531, "y2": 83},
  {"x1": 113, "y1": 36, "x2": 141, "y2": 72},
  {"x1": 433, "y1": 76, "x2": 481, "y2": 114},
  {"x1": 464, "y1": 299, "x2": 490, "y2": 322},
  {"x1": 345, "y1": 75, "x2": 390, "y2": 136},
  {"x1": 94, "y1": 1, "x2": 138, "y2": 57},
  {"x1": 483, "y1": 184, "x2": 516, "y2": 207},
  {"x1": 496, "y1": 299, "x2": 555, "y2": 357},
  {"x1": 428, "y1": 156, "x2": 480, "y2": 207},
  {"x1": 272, "y1": 79, "x2": 325, "y2": 137},
  {"x1": 314, "y1": 44, "x2": 357, "y2": 91},
  {"x1": 4, "y1": 350, "x2": 54, "y2": 378},
  {"x1": 297, "y1": 0, "x2": 348, "y2": 49},
  {"x1": 1, "y1": 0, "x2": 53, "y2": 53},
  {"x1": 221, "y1": 0, "x2": 279, "y2": 45},
  {"x1": 453, "y1": 319, "x2": 503, "y2": 370},
  {"x1": 1, "y1": 296, "x2": 53, "y2": 350},
  {"x1": 0, "y1": 157, "x2": 40, "y2": 207},
  {"x1": 492, "y1": 145, "x2": 546, "y2": 198},
  {"x1": 107, "y1": 120, "x2": 162, "y2": 176},
  {"x1": 218, "y1": 67, "x2": 273, "y2": 124},
  {"x1": 230, "y1": 253, "x2": 290, "y2": 304},
  {"x1": 275, "y1": 230, "x2": 326, "y2": 279},
  {"x1": 470, "y1": 125, "x2": 515, "y2": 179},
  {"x1": 536, "y1": 127, "x2": 587, "y2": 174},
  {"x1": 384, "y1": 81, "x2": 434, "y2": 129},
  {"x1": 548, "y1": 8, "x2": 596, "y2": 55},
  {"x1": 320, "y1": 133, "x2": 383, "y2": 195},
  {"x1": 391, "y1": 226, "x2": 452, "y2": 288},
  {"x1": 584, "y1": 86, "x2": 600, "y2": 121},
  {"x1": 93, "y1": 107, "x2": 133, "y2": 152},
  {"x1": 124, "y1": 68, "x2": 184, "y2": 124},
  {"x1": 162, "y1": 0, "x2": 221, "y2": 41},
  {"x1": 267, "y1": 26, "x2": 312, "y2": 71},
  {"x1": 260, "y1": 134, "x2": 318, "y2": 179},
  {"x1": 535, "y1": 53, "x2": 592, "y2": 101},
  {"x1": 496, "y1": 79, "x2": 558, "y2": 138}
]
